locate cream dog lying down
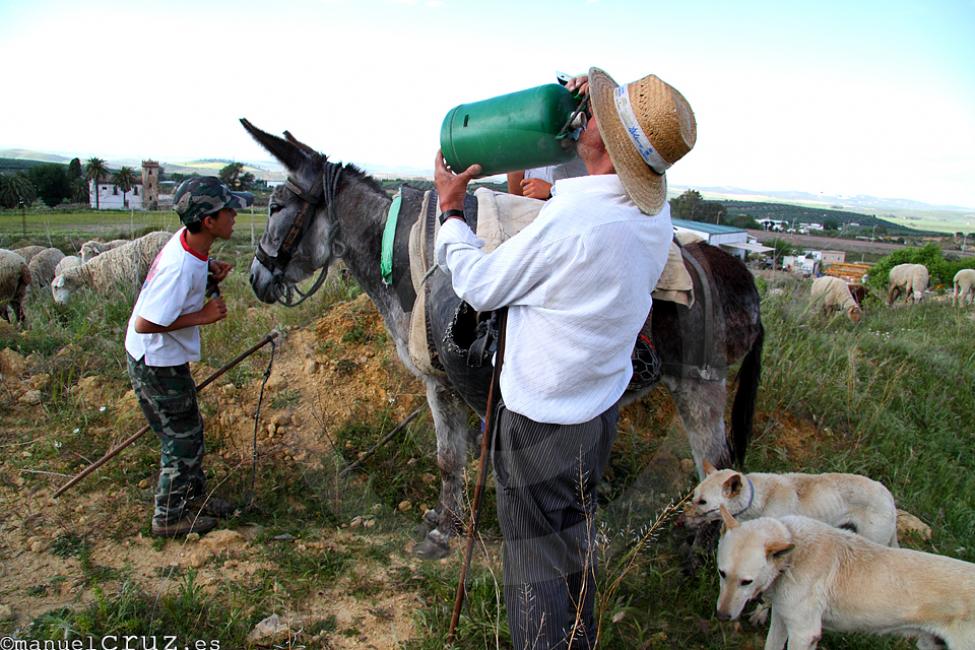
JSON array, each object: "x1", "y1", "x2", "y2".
[
  {"x1": 715, "y1": 508, "x2": 975, "y2": 650},
  {"x1": 684, "y1": 460, "x2": 898, "y2": 546}
]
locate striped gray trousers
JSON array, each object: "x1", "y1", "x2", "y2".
[{"x1": 492, "y1": 402, "x2": 619, "y2": 650}]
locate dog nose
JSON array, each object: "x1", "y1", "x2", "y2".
[{"x1": 716, "y1": 610, "x2": 730, "y2": 622}]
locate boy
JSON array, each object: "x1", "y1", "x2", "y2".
[{"x1": 125, "y1": 176, "x2": 252, "y2": 537}]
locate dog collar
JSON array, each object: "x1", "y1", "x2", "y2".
[{"x1": 732, "y1": 476, "x2": 756, "y2": 517}]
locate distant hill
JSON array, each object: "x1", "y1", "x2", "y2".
[
  {"x1": 676, "y1": 184, "x2": 974, "y2": 214},
  {"x1": 0, "y1": 149, "x2": 72, "y2": 164},
  {"x1": 719, "y1": 200, "x2": 940, "y2": 236},
  {"x1": 3, "y1": 148, "x2": 972, "y2": 224},
  {"x1": 0, "y1": 157, "x2": 65, "y2": 173},
  {"x1": 0, "y1": 150, "x2": 286, "y2": 182}
]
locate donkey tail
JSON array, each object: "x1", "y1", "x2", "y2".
[{"x1": 730, "y1": 321, "x2": 763, "y2": 468}]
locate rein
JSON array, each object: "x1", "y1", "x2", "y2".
[{"x1": 255, "y1": 163, "x2": 344, "y2": 307}]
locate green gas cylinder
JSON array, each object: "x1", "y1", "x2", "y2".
[{"x1": 440, "y1": 84, "x2": 580, "y2": 177}]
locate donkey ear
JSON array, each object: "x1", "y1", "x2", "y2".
[
  {"x1": 239, "y1": 118, "x2": 307, "y2": 171},
  {"x1": 703, "y1": 460, "x2": 718, "y2": 476},
  {"x1": 719, "y1": 505, "x2": 739, "y2": 532},
  {"x1": 722, "y1": 473, "x2": 743, "y2": 498},
  {"x1": 283, "y1": 130, "x2": 321, "y2": 158}
]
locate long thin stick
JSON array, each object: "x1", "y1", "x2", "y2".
[
  {"x1": 52, "y1": 330, "x2": 280, "y2": 499},
  {"x1": 447, "y1": 309, "x2": 508, "y2": 646},
  {"x1": 339, "y1": 407, "x2": 424, "y2": 477}
]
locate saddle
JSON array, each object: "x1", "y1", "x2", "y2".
[{"x1": 389, "y1": 188, "x2": 698, "y2": 413}]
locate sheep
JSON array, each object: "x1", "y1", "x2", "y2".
[
  {"x1": 953, "y1": 269, "x2": 975, "y2": 306},
  {"x1": 811, "y1": 276, "x2": 862, "y2": 322},
  {"x1": 27, "y1": 247, "x2": 65, "y2": 292},
  {"x1": 887, "y1": 263, "x2": 929, "y2": 305},
  {"x1": 52, "y1": 231, "x2": 171, "y2": 305},
  {"x1": 80, "y1": 239, "x2": 130, "y2": 263},
  {"x1": 0, "y1": 249, "x2": 31, "y2": 325},
  {"x1": 54, "y1": 255, "x2": 82, "y2": 278},
  {"x1": 12, "y1": 245, "x2": 45, "y2": 263}
]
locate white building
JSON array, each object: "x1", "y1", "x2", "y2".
[
  {"x1": 88, "y1": 160, "x2": 161, "y2": 210},
  {"x1": 671, "y1": 219, "x2": 773, "y2": 260},
  {"x1": 89, "y1": 178, "x2": 143, "y2": 209},
  {"x1": 758, "y1": 218, "x2": 788, "y2": 232}
]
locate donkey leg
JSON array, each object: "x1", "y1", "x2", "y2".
[
  {"x1": 665, "y1": 377, "x2": 732, "y2": 480},
  {"x1": 667, "y1": 376, "x2": 732, "y2": 573},
  {"x1": 415, "y1": 382, "x2": 471, "y2": 560}
]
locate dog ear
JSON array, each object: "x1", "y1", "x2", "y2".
[
  {"x1": 703, "y1": 460, "x2": 718, "y2": 476},
  {"x1": 719, "y1": 505, "x2": 739, "y2": 532},
  {"x1": 722, "y1": 473, "x2": 743, "y2": 498},
  {"x1": 765, "y1": 541, "x2": 795, "y2": 560}
]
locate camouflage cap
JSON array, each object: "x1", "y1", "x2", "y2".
[{"x1": 173, "y1": 176, "x2": 254, "y2": 226}]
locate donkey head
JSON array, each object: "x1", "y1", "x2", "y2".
[{"x1": 241, "y1": 118, "x2": 341, "y2": 304}]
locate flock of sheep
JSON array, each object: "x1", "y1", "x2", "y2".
[
  {"x1": 811, "y1": 262, "x2": 975, "y2": 322},
  {"x1": 3, "y1": 235, "x2": 973, "y2": 328},
  {"x1": 0, "y1": 231, "x2": 170, "y2": 324}
]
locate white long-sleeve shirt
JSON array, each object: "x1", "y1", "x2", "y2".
[{"x1": 435, "y1": 174, "x2": 672, "y2": 424}]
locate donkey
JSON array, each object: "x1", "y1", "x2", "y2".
[{"x1": 242, "y1": 119, "x2": 764, "y2": 559}]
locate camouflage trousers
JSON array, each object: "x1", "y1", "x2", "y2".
[{"x1": 127, "y1": 354, "x2": 206, "y2": 524}]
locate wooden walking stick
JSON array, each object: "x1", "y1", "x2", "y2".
[
  {"x1": 447, "y1": 309, "x2": 508, "y2": 646},
  {"x1": 52, "y1": 330, "x2": 281, "y2": 499}
]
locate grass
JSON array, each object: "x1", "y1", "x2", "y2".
[{"x1": 3, "y1": 209, "x2": 974, "y2": 648}]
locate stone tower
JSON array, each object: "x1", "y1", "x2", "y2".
[{"x1": 141, "y1": 160, "x2": 160, "y2": 210}]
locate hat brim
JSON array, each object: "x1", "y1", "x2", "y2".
[{"x1": 588, "y1": 67, "x2": 667, "y2": 215}]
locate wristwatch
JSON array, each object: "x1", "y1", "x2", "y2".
[{"x1": 439, "y1": 209, "x2": 465, "y2": 225}]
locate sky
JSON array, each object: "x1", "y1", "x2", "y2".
[{"x1": 1, "y1": 0, "x2": 974, "y2": 208}]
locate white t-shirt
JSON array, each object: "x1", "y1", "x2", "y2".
[
  {"x1": 524, "y1": 157, "x2": 589, "y2": 185},
  {"x1": 124, "y1": 229, "x2": 208, "y2": 366}
]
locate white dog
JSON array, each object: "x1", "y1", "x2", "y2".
[
  {"x1": 684, "y1": 460, "x2": 898, "y2": 546},
  {"x1": 716, "y1": 507, "x2": 975, "y2": 649}
]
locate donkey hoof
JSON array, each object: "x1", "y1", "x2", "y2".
[{"x1": 414, "y1": 532, "x2": 451, "y2": 560}]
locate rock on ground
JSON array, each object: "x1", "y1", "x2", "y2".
[{"x1": 246, "y1": 613, "x2": 294, "y2": 646}]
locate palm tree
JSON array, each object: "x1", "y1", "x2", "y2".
[
  {"x1": 114, "y1": 166, "x2": 137, "y2": 208},
  {"x1": 85, "y1": 157, "x2": 108, "y2": 209},
  {"x1": 0, "y1": 174, "x2": 37, "y2": 236}
]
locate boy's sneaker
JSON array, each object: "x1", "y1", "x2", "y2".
[
  {"x1": 185, "y1": 495, "x2": 237, "y2": 518},
  {"x1": 151, "y1": 514, "x2": 218, "y2": 538}
]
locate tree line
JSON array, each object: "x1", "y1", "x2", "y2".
[{"x1": 0, "y1": 157, "x2": 141, "y2": 209}]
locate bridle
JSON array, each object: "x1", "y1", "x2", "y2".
[{"x1": 254, "y1": 162, "x2": 344, "y2": 306}]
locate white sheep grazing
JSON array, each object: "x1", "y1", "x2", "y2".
[
  {"x1": 54, "y1": 255, "x2": 82, "y2": 278},
  {"x1": 12, "y1": 245, "x2": 45, "y2": 263},
  {"x1": 27, "y1": 247, "x2": 65, "y2": 292},
  {"x1": 953, "y1": 268, "x2": 975, "y2": 306},
  {"x1": 0, "y1": 249, "x2": 31, "y2": 324},
  {"x1": 52, "y1": 231, "x2": 171, "y2": 305},
  {"x1": 80, "y1": 239, "x2": 130, "y2": 263},
  {"x1": 811, "y1": 276, "x2": 862, "y2": 323},
  {"x1": 887, "y1": 263, "x2": 929, "y2": 305}
]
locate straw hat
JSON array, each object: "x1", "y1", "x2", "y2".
[{"x1": 588, "y1": 67, "x2": 696, "y2": 215}]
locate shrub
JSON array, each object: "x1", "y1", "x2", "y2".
[{"x1": 866, "y1": 243, "x2": 975, "y2": 292}]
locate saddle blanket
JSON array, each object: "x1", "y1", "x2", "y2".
[{"x1": 406, "y1": 188, "x2": 694, "y2": 377}]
